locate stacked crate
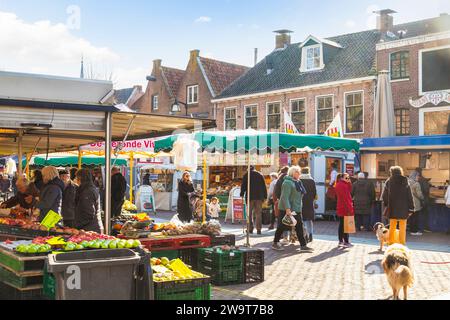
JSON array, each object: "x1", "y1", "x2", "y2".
[
  {"x1": 197, "y1": 247, "x2": 243, "y2": 286},
  {"x1": 239, "y1": 248, "x2": 264, "y2": 283}
]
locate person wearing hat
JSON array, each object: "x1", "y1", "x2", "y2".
[
  {"x1": 59, "y1": 169, "x2": 78, "y2": 228},
  {"x1": 351, "y1": 172, "x2": 376, "y2": 231}
]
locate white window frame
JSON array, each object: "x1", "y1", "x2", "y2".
[
  {"x1": 300, "y1": 44, "x2": 324, "y2": 72},
  {"x1": 315, "y1": 94, "x2": 334, "y2": 134},
  {"x1": 266, "y1": 101, "x2": 282, "y2": 132},
  {"x1": 343, "y1": 90, "x2": 364, "y2": 135},
  {"x1": 244, "y1": 104, "x2": 258, "y2": 130},
  {"x1": 419, "y1": 44, "x2": 450, "y2": 95},
  {"x1": 289, "y1": 98, "x2": 307, "y2": 133},
  {"x1": 152, "y1": 95, "x2": 159, "y2": 110},
  {"x1": 187, "y1": 85, "x2": 199, "y2": 104},
  {"x1": 419, "y1": 105, "x2": 450, "y2": 136},
  {"x1": 389, "y1": 51, "x2": 410, "y2": 83},
  {"x1": 224, "y1": 106, "x2": 237, "y2": 131}
]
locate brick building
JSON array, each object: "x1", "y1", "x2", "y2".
[
  {"x1": 212, "y1": 11, "x2": 450, "y2": 140},
  {"x1": 132, "y1": 50, "x2": 249, "y2": 119}
]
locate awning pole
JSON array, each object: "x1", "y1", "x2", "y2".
[
  {"x1": 18, "y1": 129, "x2": 23, "y2": 177},
  {"x1": 104, "y1": 112, "x2": 113, "y2": 235},
  {"x1": 129, "y1": 152, "x2": 134, "y2": 203},
  {"x1": 202, "y1": 152, "x2": 207, "y2": 224},
  {"x1": 78, "y1": 148, "x2": 83, "y2": 169}
]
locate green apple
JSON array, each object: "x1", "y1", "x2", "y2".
[{"x1": 109, "y1": 241, "x2": 118, "y2": 249}]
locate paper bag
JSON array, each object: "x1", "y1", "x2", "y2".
[{"x1": 344, "y1": 216, "x2": 356, "y2": 234}]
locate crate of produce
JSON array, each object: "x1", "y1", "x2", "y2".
[
  {"x1": 179, "y1": 248, "x2": 198, "y2": 270},
  {"x1": 209, "y1": 233, "x2": 236, "y2": 247},
  {"x1": 154, "y1": 277, "x2": 211, "y2": 300},
  {"x1": 135, "y1": 234, "x2": 211, "y2": 251},
  {"x1": 0, "y1": 265, "x2": 43, "y2": 289},
  {"x1": 197, "y1": 247, "x2": 243, "y2": 269},
  {"x1": 239, "y1": 248, "x2": 264, "y2": 283},
  {"x1": 151, "y1": 250, "x2": 179, "y2": 260},
  {"x1": 198, "y1": 264, "x2": 243, "y2": 286}
]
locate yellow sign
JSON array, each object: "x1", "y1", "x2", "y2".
[
  {"x1": 47, "y1": 237, "x2": 66, "y2": 246},
  {"x1": 40, "y1": 210, "x2": 61, "y2": 229}
]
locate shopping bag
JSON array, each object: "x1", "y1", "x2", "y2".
[
  {"x1": 344, "y1": 216, "x2": 356, "y2": 234},
  {"x1": 326, "y1": 186, "x2": 336, "y2": 200},
  {"x1": 282, "y1": 214, "x2": 297, "y2": 227}
]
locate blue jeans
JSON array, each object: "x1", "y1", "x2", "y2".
[{"x1": 304, "y1": 220, "x2": 313, "y2": 236}]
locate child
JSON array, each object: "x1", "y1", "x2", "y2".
[{"x1": 209, "y1": 197, "x2": 221, "y2": 220}]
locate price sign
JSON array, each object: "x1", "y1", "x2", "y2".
[
  {"x1": 40, "y1": 210, "x2": 61, "y2": 230},
  {"x1": 47, "y1": 237, "x2": 66, "y2": 246}
]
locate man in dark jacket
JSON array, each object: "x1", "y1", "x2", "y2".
[
  {"x1": 352, "y1": 172, "x2": 376, "y2": 231},
  {"x1": 300, "y1": 167, "x2": 317, "y2": 243},
  {"x1": 111, "y1": 167, "x2": 127, "y2": 218},
  {"x1": 415, "y1": 168, "x2": 431, "y2": 232},
  {"x1": 240, "y1": 166, "x2": 268, "y2": 235},
  {"x1": 0, "y1": 177, "x2": 39, "y2": 209},
  {"x1": 36, "y1": 167, "x2": 65, "y2": 222},
  {"x1": 59, "y1": 170, "x2": 78, "y2": 228}
]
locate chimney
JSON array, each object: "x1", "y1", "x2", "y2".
[
  {"x1": 374, "y1": 9, "x2": 397, "y2": 32},
  {"x1": 274, "y1": 30, "x2": 293, "y2": 49},
  {"x1": 153, "y1": 59, "x2": 162, "y2": 71},
  {"x1": 190, "y1": 49, "x2": 200, "y2": 60}
]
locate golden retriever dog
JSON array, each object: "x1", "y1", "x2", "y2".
[
  {"x1": 373, "y1": 222, "x2": 399, "y2": 251},
  {"x1": 381, "y1": 244, "x2": 414, "y2": 300}
]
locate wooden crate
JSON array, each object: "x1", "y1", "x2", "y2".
[
  {"x1": 0, "y1": 280, "x2": 43, "y2": 300},
  {"x1": 0, "y1": 248, "x2": 46, "y2": 273},
  {"x1": 0, "y1": 265, "x2": 43, "y2": 289}
]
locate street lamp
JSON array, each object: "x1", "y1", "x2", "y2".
[{"x1": 171, "y1": 99, "x2": 189, "y2": 116}]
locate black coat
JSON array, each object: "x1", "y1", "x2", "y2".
[
  {"x1": 112, "y1": 173, "x2": 127, "y2": 202},
  {"x1": 2, "y1": 184, "x2": 39, "y2": 209},
  {"x1": 382, "y1": 175, "x2": 414, "y2": 220},
  {"x1": 240, "y1": 170, "x2": 268, "y2": 201},
  {"x1": 177, "y1": 180, "x2": 195, "y2": 222},
  {"x1": 61, "y1": 181, "x2": 78, "y2": 222},
  {"x1": 75, "y1": 183, "x2": 103, "y2": 233},
  {"x1": 352, "y1": 179, "x2": 376, "y2": 216},
  {"x1": 274, "y1": 173, "x2": 287, "y2": 200},
  {"x1": 36, "y1": 178, "x2": 65, "y2": 221},
  {"x1": 300, "y1": 177, "x2": 317, "y2": 221}
]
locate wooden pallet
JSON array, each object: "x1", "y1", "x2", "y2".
[
  {"x1": 130, "y1": 234, "x2": 211, "y2": 252},
  {"x1": 0, "y1": 265, "x2": 43, "y2": 289},
  {"x1": 0, "y1": 280, "x2": 44, "y2": 300},
  {"x1": 0, "y1": 247, "x2": 47, "y2": 273}
]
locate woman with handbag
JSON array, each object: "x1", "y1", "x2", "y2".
[
  {"x1": 272, "y1": 166, "x2": 313, "y2": 252},
  {"x1": 382, "y1": 166, "x2": 414, "y2": 245},
  {"x1": 300, "y1": 167, "x2": 317, "y2": 243},
  {"x1": 335, "y1": 173, "x2": 355, "y2": 248}
]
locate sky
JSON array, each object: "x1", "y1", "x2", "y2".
[{"x1": 0, "y1": 0, "x2": 449, "y2": 89}]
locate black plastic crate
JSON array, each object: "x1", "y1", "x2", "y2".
[
  {"x1": 239, "y1": 248, "x2": 264, "y2": 283},
  {"x1": 209, "y1": 234, "x2": 236, "y2": 247}
]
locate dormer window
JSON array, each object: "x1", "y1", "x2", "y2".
[
  {"x1": 299, "y1": 35, "x2": 342, "y2": 73},
  {"x1": 306, "y1": 45, "x2": 322, "y2": 70}
]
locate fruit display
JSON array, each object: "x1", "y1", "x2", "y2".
[
  {"x1": 151, "y1": 257, "x2": 207, "y2": 282},
  {"x1": 160, "y1": 221, "x2": 221, "y2": 237},
  {"x1": 68, "y1": 231, "x2": 116, "y2": 244},
  {"x1": 122, "y1": 200, "x2": 137, "y2": 212},
  {"x1": 16, "y1": 243, "x2": 52, "y2": 254},
  {"x1": 151, "y1": 223, "x2": 178, "y2": 232},
  {"x1": 61, "y1": 239, "x2": 141, "y2": 251}
]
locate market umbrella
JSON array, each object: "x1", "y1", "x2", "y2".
[
  {"x1": 155, "y1": 130, "x2": 360, "y2": 247},
  {"x1": 373, "y1": 70, "x2": 395, "y2": 138}
]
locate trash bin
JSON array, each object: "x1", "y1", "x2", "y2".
[{"x1": 47, "y1": 249, "x2": 141, "y2": 300}]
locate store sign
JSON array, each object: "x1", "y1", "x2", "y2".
[
  {"x1": 82, "y1": 139, "x2": 155, "y2": 153},
  {"x1": 345, "y1": 164, "x2": 355, "y2": 177},
  {"x1": 410, "y1": 91, "x2": 450, "y2": 108},
  {"x1": 232, "y1": 199, "x2": 244, "y2": 221}
]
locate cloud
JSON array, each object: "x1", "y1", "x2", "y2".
[
  {"x1": 195, "y1": 16, "x2": 212, "y2": 23},
  {"x1": 0, "y1": 11, "x2": 140, "y2": 87},
  {"x1": 345, "y1": 20, "x2": 356, "y2": 28}
]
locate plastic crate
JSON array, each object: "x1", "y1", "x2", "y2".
[
  {"x1": 154, "y1": 277, "x2": 211, "y2": 300},
  {"x1": 198, "y1": 264, "x2": 243, "y2": 286},
  {"x1": 179, "y1": 249, "x2": 198, "y2": 270},
  {"x1": 209, "y1": 233, "x2": 236, "y2": 247},
  {"x1": 239, "y1": 248, "x2": 264, "y2": 283},
  {"x1": 151, "y1": 250, "x2": 179, "y2": 260},
  {"x1": 197, "y1": 247, "x2": 243, "y2": 269},
  {"x1": 42, "y1": 262, "x2": 55, "y2": 300}
]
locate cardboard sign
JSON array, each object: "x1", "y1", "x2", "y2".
[
  {"x1": 233, "y1": 199, "x2": 244, "y2": 221},
  {"x1": 40, "y1": 210, "x2": 61, "y2": 229},
  {"x1": 47, "y1": 237, "x2": 66, "y2": 246}
]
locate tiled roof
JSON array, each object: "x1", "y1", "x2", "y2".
[
  {"x1": 114, "y1": 88, "x2": 134, "y2": 104},
  {"x1": 161, "y1": 66, "x2": 185, "y2": 97},
  {"x1": 198, "y1": 57, "x2": 250, "y2": 96},
  {"x1": 217, "y1": 29, "x2": 381, "y2": 99}
]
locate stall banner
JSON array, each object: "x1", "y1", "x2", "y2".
[
  {"x1": 41, "y1": 210, "x2": 62, "y2": 229},
  {"x1": 82, "y1": 139, "x2": 155, "y2": 153},
  {"x1": 232, "y1": 198, "x2": 245, "y2": 221},
  {"x1": 324, "y1": 114, "x2": 343, "y2": 138},
  {"x1": 284, "y1": 109, "x2": 300, "y2": 134}
]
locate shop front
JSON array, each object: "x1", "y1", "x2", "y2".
[{"x1": 361, "y1": 135, "x2": 450, "y2": 233}]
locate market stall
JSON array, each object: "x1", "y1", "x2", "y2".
[{"x1": 361, "y1": 135, "x2": 450, "y2": 233}]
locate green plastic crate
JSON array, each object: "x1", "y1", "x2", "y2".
[
  {"x1": 198, "y1": 265, "x2": 243, "y2": 286},
  {"x1": 197, "y1": 247, "x2": 243, "y2": 269},
  {"x1": 42, "y1": 263, "x2": 55, "y2": 300},
  {"x1": 154, "y1": 277, "x2": 211, "y2": 300},
  {"x1": 151, "y1": 250, "x2": 180, "y2": 260}
]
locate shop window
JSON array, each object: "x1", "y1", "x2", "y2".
[
  {"x1": 421, "y1": 47, "x2": 450, "y2": 93},
  {"x1": 395, "y1": 109, "x2": 410, "y2": 136},
  {"x1": 390, "y1": 51, "x2": 410, "y2": 80},
  {"x1": 316, "y1": 96, "x2": 333, "y2": 134},
  {"x1": 291, "y1": 99, "x2": 306, "y2": 133},
  {"x1": 245, "y1": 105, "x2": 258, "y2": 129},
  {"x1": 267, "y1": 102, "x2": 281, "y2": 132},
  {"x1": 224, "y1": 108, "x2": 237, "y2": 130},
  {"x1": 345, "y1": 92, "x2": 363, "y2": 133},
  {"x1": 423, "y1": 109, "x2": 450, "y2": 136}
]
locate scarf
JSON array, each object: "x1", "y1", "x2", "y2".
[
  {"x1": 300, "y1": 174, "x2": 313, "y2": 180},
  {"x1": 294, "y1": 179, "x2": 307, "y2": 195}
]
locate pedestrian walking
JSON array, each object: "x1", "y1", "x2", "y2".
[
  {"x1": 408, "y1": 171, "x2": 425, "y2": 236},
  {"x1": 111, "y1": 167, "x2": 127, "y2": 218},
  {"x1": 74, "y1": 169, "x2": 103, "y2": 233},
  {"x1": 352, "y1": 172, "x2": 375, "y2": 231},
  {"x1": 267, "y1": 172, "x2": 279, "y2": 230},
  {"x1": 59, "y1": 169, "x2": 78, "y2": 228},
  {"x1": 300, "y1": 167, "x2": 317, "y2": 243},
  {"x1": 335, "y1": 173, "x2": 354, "y2": 248},
  {"x1": 273, "y1": 167, "x2": 290, "y2": 242},
  {"x1": 415, "y1": 167, "x2": 431, "y2": 232},
  {"x1": 240, "y1": 166, "x2": 268, "y2": 235},
  {"x1": 35, "y1": 166, "x2": 65, "y2": 221},
  {"x1": 382, "y1": 166, "x2": 414, "y2": 246},
  {"x1": 272, "y1": 166, "x2": 312, "y2": 251},
  {"x1": 177, "y1": 171, "x2": 195, "y2": 223}
]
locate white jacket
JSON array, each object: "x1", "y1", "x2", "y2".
[{"x1": 445, "y1": 186, "x2": 450, "y2": 207}]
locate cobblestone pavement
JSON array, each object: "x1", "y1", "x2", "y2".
[{"x1": 211, "y1": 229, "x2": 450, "y2": 300}]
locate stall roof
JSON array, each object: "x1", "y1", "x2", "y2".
[{"x1": 361, "y1": 135, "x2": 450, "y2": 153}]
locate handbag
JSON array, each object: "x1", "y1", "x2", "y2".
[
  {"x1": 344, "y1": 215, "x2": 356, "y2": 234},
  {"x1": 282, "y1": 214, "x2": 297, "y2": 227},
  {"x1": 326, "y1": 186, "x2": 337, "y2": 200}
]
